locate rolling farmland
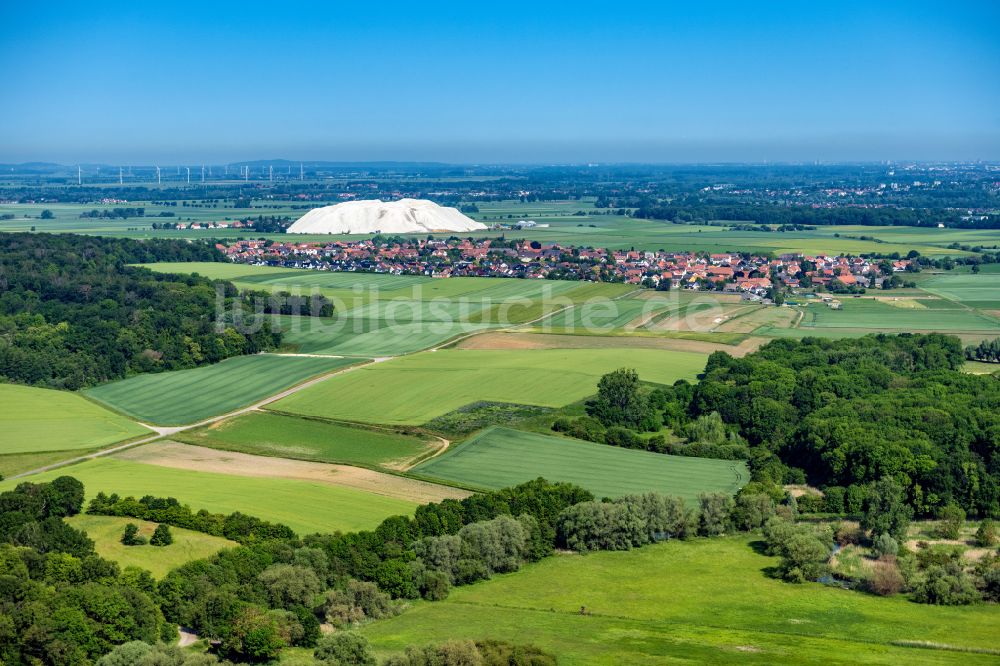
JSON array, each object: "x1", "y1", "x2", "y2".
[
  {"x1": 412, "y1": 427, "x2": 746, "y2": 501},
  {"x1": 84, "y1": 354, "x2": 359, "y2": 425},
  {"x1": 272, "y1": 348, "x2": 708, "y2": 425},
  {"x1": 0, "y1": 457, "x2": 418, "y2": 535},
  {"x1": 0, "y1": 384, "x2": 149, "y2": 455}
]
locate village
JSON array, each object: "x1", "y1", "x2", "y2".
[{"x1": 217, "y1": 236, "x2": 916, "y2": 298}]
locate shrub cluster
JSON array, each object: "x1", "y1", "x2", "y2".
[{"x1": 87, "y1": 493, "x2": 296, "y2": 544}]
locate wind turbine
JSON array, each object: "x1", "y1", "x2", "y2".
[
  {"x1": 269, "y1": 165, "x2": 273, "y2": 182},
  {"x1": 300, "y1": 162, "x2": 304, "y2": 180},
  {"x1": 186, "y1": 167, "x2": 191, "y2": 184},
  {"x1": 77, "y1": 165, "x2": 82, "y2": 185},
  {"x1": 119, "y1": 167, "x2": 123, "y2": 185},
  {"x1": 201, "y1": 165, "x2": 205, "y2": 183},
  {"x1": 156, "y1": 166, "x2": 161, "y2": 185}
]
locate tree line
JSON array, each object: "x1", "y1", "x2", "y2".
[{"x1": 555, "y1": 334, "x2": 1000, "y2": 517}]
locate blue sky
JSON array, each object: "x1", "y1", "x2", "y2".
[{"x1": 1, "y1": 1, "x2": 998, "y2": 163}]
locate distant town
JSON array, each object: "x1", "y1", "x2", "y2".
[{"x1": 218, "y1": 236, "x2": 919, "y2": 299}]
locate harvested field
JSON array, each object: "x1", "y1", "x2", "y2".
[
  {"x1": 454, "y1": 331, "x2": 765, "y2": 356},
  {"x1": 715, "y1": 305, "x2": 798, "y2": 333},
  {"x1": 116, "y1": 441, "x2": 469, "y2": 504}
]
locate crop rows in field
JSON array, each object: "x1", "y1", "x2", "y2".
[
  {"x1": 413, "y1": 426, "x2": 746, "y2": 501},
  {"x1": 85, "y1": 354, "x2": 358, "y2": 425}
]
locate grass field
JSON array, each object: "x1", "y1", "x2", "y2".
[
  {"x1": 799, "y1": 299, "x2": 999, "y2": 331},
  {"x1": 351, "y1": 536, "x2": 1000, "y2": 665},
  {"x1": 65, "y1": 514, "x2": 237, "y2": 578},
  {"x1": 84, "y1": 354, "x2": 359, "y2": 425},
  {"x1": 413, "y1": 427, "x2": 746, "y2": 501},
  {"x1": 272, "y1": 348, "x2": 707, "y2": 425},
  {"x1": 919, "y1": 271, "x2": 1000, "y2": 310},
  {"x1": 175, "y1": 412, "x2": 438, "y2": 470},
  {"x1": 2, "y1": 458, "x2": 417, "y2": 535},
  {"x1": 0, "y1": 384, "x2": 149, "y2": 455}
]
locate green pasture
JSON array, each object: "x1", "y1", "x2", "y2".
[
  {"x1": 66, "y1": 514, "x2": 237, "y2": 578},
  {"x1": 919, "y1": 271, "x2": 1000, "y2": 310},
  {"x1": 354, "y1": 536, "x2": 1000, "y2": 665},
  {"x1": 0, "y1": 384, "x2": 149, "y2": 455},
  {"x1": 84, "y1": 354, "x2": 359, "y2": 425},
  {"x1": 176, "y1": 411, "x2": 437, "y2": 469},
  {"x1": 272, "y1": 348, "x2": 708, "y2": 425},
  {"x1": 2, "y1": 458, "x2": 417, "y2": 535},
  {"x1": 413, "y1": 427, "x2": 746, "y2": 502},
  {"x1": 799, "y1": 299, "x2": 999, "y2": 331}
]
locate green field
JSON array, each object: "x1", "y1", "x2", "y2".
[
  {"x1": 413, "y1": 427, "x2": 746, "y2": 501},
  {"x1": 176, "y1": 412, "x2": 437, "y2": 469},
  {"x1": 272, "y1": 348, "x2": 708, "y2": 425},
  {"x1": 799, "y1": 299, "x2": 999, "y2": 331},
  {"x1": 2, "y1": 458, "x2": 417, "y2": 535},
  {"x1": 84, "y1": 354, "x2": 359, "y2": 425},
  {"x1": 920, "y1": 271, "x2": 1000, "y2": 310},
  {"x1": 353, "y1": 536, "x2": 1000, "y2": 665},
  {"x1": 0, "y1": 384, "x2": 149, "y2": 455},
  {"x1": 273, "y1": 315, "x2": 496, "y2": 356},
  {"x1": 65, "y1": 514, "x2": 237, "y2": 578}
]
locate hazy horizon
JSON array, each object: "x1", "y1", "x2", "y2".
[{"x1": 2, "y1": 1, "x2": 998, "y2": 163}]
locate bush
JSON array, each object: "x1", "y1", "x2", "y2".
[
  {"x1": 604, "y1": 426, "x2": 642, "y2": 449},
  {"x1": 974, "y1": 519, "x2": 996, "y2": 547},
  {"x1": 314, "y1": 631, "x2": 376, "y2": 665},
  {"x1": 912, "y1": 565, "x2": 980, "y2": 605},
  {"x1": 150, "y1": 524, "x2": 173, "y2": 546},
  {"x1": 871, "y1": 533, "x2": 899, "y2": 558},
  {"x1": 936, "y1": 504, "x2": 965, "y2": 540},
  {"x1": 121, "y1": 523, "x2": 147, "y2": 546},
  {"x1": 384, "y1": 639, "x2": 555, "y2": 666},
  {"x1": 867, "y1": 557, "x2": 904, "y2": 596}
]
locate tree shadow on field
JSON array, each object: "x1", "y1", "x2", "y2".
[{"x1": 748, "y1": 539, "x2": 783, "y2": 579}]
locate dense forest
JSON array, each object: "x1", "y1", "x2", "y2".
[
  {"x1": 561, "y1": 335, "x2": 1000, "y2": 517},
  {"x1": 0, "y1": 233, "x2": 281, "y2": 389}
]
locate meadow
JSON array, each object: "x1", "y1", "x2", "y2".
[
  {"x1": 799, "y1": 299, "x2": 999, "y2": 331},
  {"x1": 84, "y1": 354, "x2": 359, "y2": 425},
  {"x1": 175, "y1": 411, "x2": 438, "y2": 470},
  {"x1": 271, "y1": 348, "x2": 708, "y2": 425},
  {"x1": 65, "y1": 514, "x2": 237, "y2": 578},
  {"x1": 919, "y1": 271, "x2": 1000, "y2": 310},
  {"x1": 412, "y1": 426, "x2": 747, "y2": 501},
  {"x1": 353, "y1": 536, "x2": 1000, "y2": 665},
  {"x1": 1, "y1": 457, "x2": 417, "y2": 535},
  {"x1": 0, "y1": 384, "x2": 149, "y2": 455}
]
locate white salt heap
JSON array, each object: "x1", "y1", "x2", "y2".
[{"x1": 286, "y1": 199, "x2": 487, "y2": 234}]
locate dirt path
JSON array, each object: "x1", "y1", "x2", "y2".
[
  {"x1": 117, "y1": 441, "x2": 471, "y2": 503},
  {"x1": 8, "y1": 357, "x2": 395, "y2": 480}
]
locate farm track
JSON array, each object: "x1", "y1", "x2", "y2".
[{"x1": 9, "y1": 356, "x2": 395, "y2": 480}]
